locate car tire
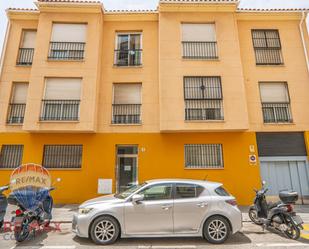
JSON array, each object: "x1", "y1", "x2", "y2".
[
  {"x1": 203, "y1": 216, "x2": 231, "y2": 244},
  {"x1": 90, "y1": 216, "x2": 120, "y2": 245}
]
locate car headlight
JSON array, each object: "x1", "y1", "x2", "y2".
[{"x1": 78, "y1": 208, "x2": 93, "y2": 215}]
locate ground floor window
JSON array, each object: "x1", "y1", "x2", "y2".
[
  {"x1": 42, "y1": 145, "x2": 82, "y2": 169},
  {"x1": 0, "y1": 145, "x2": 23, "y2": 169},
  {"x1": 185, "y1": 144, "x2": 223, "y2": 169}
]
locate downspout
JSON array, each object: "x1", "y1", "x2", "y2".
[
  {"x1": 0, "y1": 20, "x2": 11, "y2": 78},
  {"x1": 300, "y1": 11, "x2": 309, "y2": 74}
]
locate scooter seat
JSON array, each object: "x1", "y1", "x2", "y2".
[{"x1": 268, "y1": 201, "x2": 281, "y2": 209}]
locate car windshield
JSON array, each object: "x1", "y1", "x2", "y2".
[{"x1": 114, "y1": 183, "x2": 147, "y2": 199}]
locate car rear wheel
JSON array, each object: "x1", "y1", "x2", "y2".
[
  {"x1": 90, "y1": 216, "x2": 120, "y2": 245},
  {"x1": 203, "y1": 216, "x2": 231, "y2": 244}
]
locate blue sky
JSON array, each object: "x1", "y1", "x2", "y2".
[{"x1": 0, "y1": 0, "x2": 309, "y2": 54}]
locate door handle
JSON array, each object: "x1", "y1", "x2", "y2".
[
  {"x1": 161, "y1": 205, "x2": 172, "y2": 210},
  {"x1": 197, "y1": 202, "x2": 207, "y2": 208}
]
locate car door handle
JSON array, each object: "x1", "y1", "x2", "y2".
[
  {"x1": 197, "y1": 202, "x2": 207, "y2": 208},
  {"x1": 161, "y1": 205, "x2": 172, "y2": 210}
]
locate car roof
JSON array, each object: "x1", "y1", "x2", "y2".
[{"x1": 145, "y1": 179, "x2": 222, "y2": 188}]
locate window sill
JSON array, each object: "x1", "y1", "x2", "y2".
[
  {"x1": 47, "y1": 59, "x2": 85, "y2": 62},
  {"x1": 263, "y1": 122, "x2": 295, "y2": 125},
  {"x1": 110, "y1": 123, "x2": 142, "y2": 126},
  {"x1": 113, "y1": 65, "x2": 143, "y2": 68},
  {"x1": 182, "y1": 58, "x2": 219, "y2": 62},
  {"x1": 256, "y1": 64, "x2": 285, "y2": 67},
  {"x1": 16, "y1": 64, "x2": 32, "y2": 67},
  {"x1": 185, "y1": 120, "x2": 225, "y2": 123},
  {"x1": 39, "y1": 120, "x2": 80, "y2": 123},
  {"x1": 185, "y1": 167, "x2": 224, "y2": 170},
  {"x1": 6, "y1": 123, "x2": 23, "y2": 126}
]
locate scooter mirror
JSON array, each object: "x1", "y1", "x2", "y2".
[{"x1": 262, "y1": 180, "x2": 266, "y2": 186}]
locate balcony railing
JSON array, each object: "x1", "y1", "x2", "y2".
[
  {"x1": 112, "y1": 104, "x2": 141, "y2": 124},
  {"x1": 16, "y1": 48, "x2": 34, "y2": 65},
  {"x1": 262, "y1": 103, "x2": 292, "y2": 123},
  {"x1": 182, "y1": 42, "x2": 218, "y2": 59},
  {"x1": 7, "y1": 103, "x2": 26, "y2": 124},
  {"x1": 40, "y1": 100, "x2": 80, "y2": 121},
  {"x1": 114, "y1": 49, "x2": 142, "y2": 66},
  {"x1": 48, "y1": 42, "x2": 85, "y2": 60},
  {"x1": 185, "y1": 100, "x2": 223, "y2": 121},
  {"x1": 254, "y1": 48, "x2": 283, "y2": 65}
]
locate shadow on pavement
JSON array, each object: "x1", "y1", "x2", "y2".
[{"x1": 73, "y1": 231, "x2": 251, "y2": 246}]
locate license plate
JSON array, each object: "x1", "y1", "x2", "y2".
[{"x1": 292, "y1": 215, "x2": 303, "y2": 225}]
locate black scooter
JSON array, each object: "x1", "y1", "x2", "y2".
[
  {"x1": 0, "y1": 185, "x2": 9, "y2": 228},
  {"x1": 249, "y1": 181, "x2": 304, "y2": 240}
]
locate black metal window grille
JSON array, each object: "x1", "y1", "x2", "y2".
[
  {"x1": 40, "y1": 100, "x2": 80, "y2": 121},
  {"x1": 42, "y1": 145, "x2": 82, "y2": 169},
  {"x1": 48, "y1": 42, "x2": 85, "y2": 60},
  {"x1": 112, "y1": 104, "x2": 141, "y2": 124},
  {"x1": 7, "y1": 104, "x2": 26, "y2": 124},
  {"x1": 185, "y1": 144, "x2": 223, "y2": 169},
  {"x1": 17, "y1": 48, "x2": 34, "y2": 65},
  {"x1": 114, "y1": 34, "x2": 142, "y2": 66},
  {"x1": 182, "y1": 41, "x2": 218, "y2": 59},
  {"x1": 0, "y1": 145, "x2": 23, "y2": 169},
  {"x1": 262, "y1": 103, "x2": 292, "y2": 123},
  {"x1": 252, "y1": 30, "x2": 283, "y2": 65},
  {"x1": 184, "y1": 77, "x2": 223, "y2": 120}
]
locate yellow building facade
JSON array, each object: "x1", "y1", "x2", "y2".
[{"x1": 0, "y1": 0, "x2": 308, "y2": 205}]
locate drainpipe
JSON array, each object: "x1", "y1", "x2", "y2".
[
  {"x1": 0, "y1": 20, "x2": 11, "y2": 78},
  {"x1": 300, "y1": 11, "x2": 309, "y2": 74}
]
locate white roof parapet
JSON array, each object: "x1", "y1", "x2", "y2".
[{"x1": 160, "y1": 0, "x2": 238, "y2": 3}]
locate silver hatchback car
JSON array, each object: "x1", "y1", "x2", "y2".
[{"x1": 72, "y1": 179, "x2": 242, "y2": 245}]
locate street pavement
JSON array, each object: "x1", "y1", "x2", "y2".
[{"x1": 0, "y1": 205, "x2": 309, "y2": 249}]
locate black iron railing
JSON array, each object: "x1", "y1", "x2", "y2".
[
  {"x1": 114, "y1": 49, "x2": 142, "y2": 66},
  {"x1": 40, "y1": 99, "x2": 80, "y2": 121},
  {"x1": 7, "y1": 103, "x2": 26, "y2": 124},
  {"x1": 185, "y1": 100, "x2": 223, "y2": 121},
  {"x1": 182, "y1": 42, "x2": 218, "y2": 59},
  {"x1": 254, "y1": 48, "x2": 283, "y2": 65},
  {"x1": 112, "y1": 104, "x2": 141, "y2": 124},
  {"x1": 16, "y1": 48, "x2": 34, "y2": 65},
  {"x1": 262, "y1": 103, "x2": 292, "y2": 123},
  {"x1": 48, "y1": 42, "x2": 85, "y2": 60}
]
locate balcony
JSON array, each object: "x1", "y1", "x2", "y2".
[
  {"x1": 16, "y1": 48, "x2": 34, "y2": 65},
  {"x1": 7, "y1": 103, "x2": 26, "y2": 124},
  {"x1": 185, "y1": 100, "x2": 223, "y2": 121},
  {"x1": 182, "y1": 42, "x2": 218, "y2": 59},
  {"x1": 40, "y1": 100, "x2": 80, "y2": 121},
  {"x1": 254, "y1": 48, "x2": 283, "y2": 65},
  {"x1": 48, "y1": 42, "x2": 85, "y2": 60},
  {"x1": 114, "y1": 49, "x2": 142, "y2": 66},
  {"x1": 112, "y1": 104, "x2": 141, "y2": 124},
  {"x1": 262, "y1": 103, "x2": 292, "y2": 123}
]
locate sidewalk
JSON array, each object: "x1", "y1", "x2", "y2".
[{"x1": 4, "y1": 204, "x2": 309, "y2": 223}]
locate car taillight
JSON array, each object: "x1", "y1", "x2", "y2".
[
  {"x1": 286, "y1": 204, "x2": 293, "y2": 212},
  {"x1": 15, "y1": 209, "x2": 23, "y2": 216},
  {"x1": 226, "y1": 199, "x2": 237, "y2": 206}
]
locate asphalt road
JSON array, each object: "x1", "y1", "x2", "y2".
[{"x1": 1, "y1": 222, "x2": 309, "y2": 249}]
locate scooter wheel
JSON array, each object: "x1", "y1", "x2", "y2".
[
  {"x1": 285, "y1": 220, "x2": 300, "y2": 240},
  {"x1": 249, "y1": 206, "x2": 263, "y2": 225}
]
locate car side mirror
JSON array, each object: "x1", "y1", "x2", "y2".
[{"x1": 132, "y1": 194, "x2": 144, "y2": 204}]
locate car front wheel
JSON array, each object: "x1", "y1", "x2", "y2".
[
  {"x1": 90, "y1": 216, "x2": 120, "y2": 245},
  {"x1": 203, "y1": 216, "x2": 231, "y2": 244}
]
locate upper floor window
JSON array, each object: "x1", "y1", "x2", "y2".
[
  {"x1": 42, "y1": 145, "x2": 82, "y2": 169},
  {"x1": 252, "y1": 30, "x2": 283, "y2": 65},
  {"x1": 184, "y1": 76, "x2": 223, "y2": 121},
  {"x1": 114, "y1": 33, "x2": 142, "y2": 66},
  {"x1": 7, "y1": 83, "x2": 28, "y2": 124},
  {"x1": 185, "y1": 144, "x2": 223, "y2": 169},
  {"x1": 17, "y1": 30, "x2": 36, "y2": 65},
  {"x1": 112, "y1": 83, "x2": 142, "y2": 124},
  {"x1": 259, "y1": 82, "x2": 292, "y2": 123},
  {"x1": 41, "y1": 78, "x2": 81, "y2": 121},
  {"x1": 182, "y1": 24, "x2": 218, "y2": 59},
  {"x1": 49, "y1": 23, "x2": 87, "y2": 60},
  {"x1": 0, "y1": 145, "x2": 23, "y2": 169}
]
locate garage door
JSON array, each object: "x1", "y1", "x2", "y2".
[{"x1": 260, "y1": 159, "x2": 309, "y2": 204}]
